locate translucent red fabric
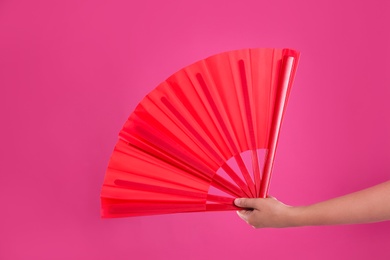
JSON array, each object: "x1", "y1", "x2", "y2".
[{"x1": 101, "y1": 48, "x2": 300, "y2": 217}]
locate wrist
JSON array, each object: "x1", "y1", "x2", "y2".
[{"x1": 286, "y1": 206, "x2": 310, "y2": 227}]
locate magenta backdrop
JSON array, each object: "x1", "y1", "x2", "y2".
[{"x1": 1, "y1": 0, "x2": 389, "y2": 259}]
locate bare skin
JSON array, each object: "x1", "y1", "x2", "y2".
[{"x1": 234, "y1": 180, "x2": 390, "y2": 228}]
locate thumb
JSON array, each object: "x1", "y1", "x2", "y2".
[{"x1": 234, "y1": 198, "x2": 259, "y2": 209}]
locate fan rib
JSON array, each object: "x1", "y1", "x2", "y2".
[
  {"x1": 106, "y1": 202, "x2": 205, "y2": 216},
  {"x1": 206, "y1": 204, "x2": 238, "y2": 211},
  {"x1": 114, "y1": 179, "x2": 207, "y2": 199},
  {"x1": 239, "y1": 59, "x2": 262, "y2": 196},
  {"x1": 233, "y1": 154, "x2": 255, "y2": 197}
]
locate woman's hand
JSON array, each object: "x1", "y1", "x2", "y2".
[{"x1": 234, "y1": 197, "x2": 297, "y2": 228}]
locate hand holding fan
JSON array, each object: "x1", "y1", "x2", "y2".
[{"x1": 101, "y1": 48, "x2": 300, "y2": 218}]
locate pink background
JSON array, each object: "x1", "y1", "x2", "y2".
[{"x1": 1, "y1": 0, "x2": 389, "y2": 259}]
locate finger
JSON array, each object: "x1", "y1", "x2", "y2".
[
  {"x1": 234, "y1": 198, "x2": 259, "y2": 209},
  {"x1": 236, "y1": 210, "x2": 252, "y2": 222}
]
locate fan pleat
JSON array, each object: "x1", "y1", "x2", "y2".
[{"x1": 160, "y1": 96, "x2": 224, "y2": 166}]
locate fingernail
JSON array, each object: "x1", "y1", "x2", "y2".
[
  {"x1": 234, "y1": 198, "x2": 241, "y2": 206},
  {"x1": 236, "y1": 211, "x2": 248, "y2": 221}
]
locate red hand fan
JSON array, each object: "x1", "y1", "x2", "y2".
[{"x1": 101, "y1": 48, "x2": 300, "y2": 218}]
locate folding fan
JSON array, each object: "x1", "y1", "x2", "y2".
[{"x1": 101, "y1": 48, "x2": 300, "y2": 218}]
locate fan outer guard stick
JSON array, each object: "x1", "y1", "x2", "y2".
[{"x1": 259, "y1": 56, "x2": 294, "y2": 198}]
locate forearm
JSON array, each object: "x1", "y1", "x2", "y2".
[{"x1": 290, "y1": 181, "x2": 390, "y2": 226}]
